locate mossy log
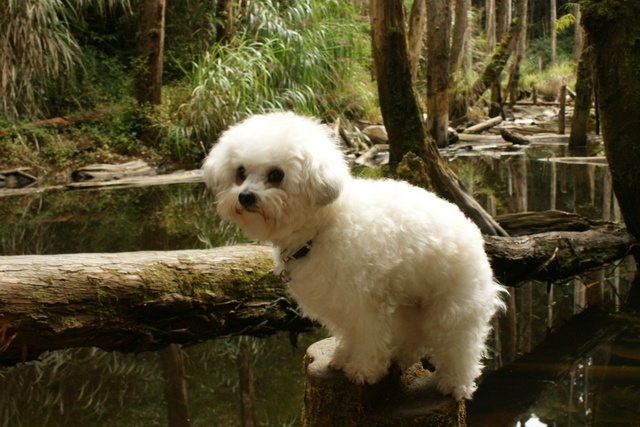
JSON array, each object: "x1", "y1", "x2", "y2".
[
  {"x1": 303, "y1": 338, "x2": 465, "y2": 427},
  {"x1": 0, "y1": 245, "x2": 311, "y2": 366},
  {"x1": 0, "y1": 220, "x2": 634, "y2": 365}
]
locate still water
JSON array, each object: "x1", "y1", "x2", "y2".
[{"x1": 0, "y1": 142, "x2": 638, "y2": 426}]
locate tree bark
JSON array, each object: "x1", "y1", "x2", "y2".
[
  {"x1": 408, "y1": 0, "x2": 427, "y2": 81},
  {"x1": 370, "y1": 0, "x2": 426, "y2": 164},
  {"x1": 450, "y1": 0, "x2": 471, "y2": 79},
  {"x1": 568, "y1": 33, "x2": 593, "y2": 148},
  {"x1": 505, "y1": 0, "x2": 528, "y2": 105},
  {"x1": 0, "y1": 245, "x2": 311, "y2": 366},
  {"x1": 581, "y1": 0, "x2": 640, "y2": 254},
  {"x1": 370, "y1": 0, "x2": 507, "y2": 236},
  {"x1": 135, "y1": 0, "x2": 166, "y2": 105},
  {"x1": 451, "y1": 16, "x2": 519, "y2": 119},
  {"x1": 161, "y1": 344, "x2": 191, "y2": 427},
  {"x1": 215, "y1": 0, "x2": 234, "y2": 44},
  {"x1": 426, "y1": 0, "x2": 452, "y2": 147},
  {"x1": 485, "y1": 0, "x2": 497, "y2": 53}
]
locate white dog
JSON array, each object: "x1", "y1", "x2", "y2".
[{"x1": 203, "y1": 112, "x2": 505, "y2": 400}]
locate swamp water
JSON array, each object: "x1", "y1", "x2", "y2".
[{"x1": 0, "y1": 142, "x2": 638, "y2": 426}]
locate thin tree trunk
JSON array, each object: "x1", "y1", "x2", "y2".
[
  {"x1": 161, "y1": 344, "x2": 191, "y2": 427},
  {"x1": 135, "y1": 0, "x2": 166, "y2": 105},
  {"x1": 569, "y1": 33, "x2": 592, "y2": 148},
  {"x1": 450, "y1": 0, "x2": 471, "y2": 79},
  {"x1": 505, "y1": 0, "x2": 528, "y2": 105},
  {"x1": 550, "y1": 0, "x2": 557, "y2": 64},
  {"x1": 408, "y1": 0, "x2": 427, "y2": 81},
  {"x1": 238, "y1": 337, "x2": 258, "y2": 427},
  {"x1": 215, "y1": 0, "x2": 234, "y2": 44},
  {"x1": 485, "y1": 0, "x2": 496, "y2": 53},
  {"x1": 426, "y1": 0, "x2": 452, "y2": 147}
]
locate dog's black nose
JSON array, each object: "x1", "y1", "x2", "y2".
[{"x1": 238, "y1": 191, "x2": 257, "y2": 208}]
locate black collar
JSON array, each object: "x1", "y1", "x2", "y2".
[{"x1": 281, "y1": 241, "x2": 312, "y2": 263}]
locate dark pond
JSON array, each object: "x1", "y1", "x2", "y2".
[{"x1": 0, "y1": 141, "x2": 638, "y2": 426}]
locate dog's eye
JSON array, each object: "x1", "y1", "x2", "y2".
[
  {"x1": 237, "y1": 166, "x2": 247, "y2": 182},
  {"x1": 267, "y1": 168, "x2": 285, "y2": 184}
]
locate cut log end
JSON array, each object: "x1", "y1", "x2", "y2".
[{"x1": 303, "y1": 338, "x2": 466, "y2": 426}]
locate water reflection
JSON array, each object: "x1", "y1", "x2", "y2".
[{"x1": 0, "y1": 141, "x2": 639, "y2": 426}]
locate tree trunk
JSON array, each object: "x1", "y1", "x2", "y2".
[
  {"x1": 370, "y1": 0, "x2": 507, "y2": 236},
  {"x1": 581, "y1": 1, "x2": 640, "y2": 255},
  {"x1": 370, "y1": 0, "x2": 426, "y2": 164},
  {"x1": 238, "y1": 337, "x2": 258, "y2": 427},
  {"x1": 215, "y1": 0, "x2": 234, "y2": 44},
  {"x1": 451, "y1": 17, "x2": 519, "y2": 119},
  {"x1": 0, "y1": 245, "x2": 312, "y2": 366},
  {"x1": 485, "y1": 0, "x2": 497, "y2": 53},
  {"x1": 505, "y1": 0, "x2": 528, "y2": 105},
  {"x1": 426, "y1": 0, "x2": 452, "y2": 147},
  {"x1": 450, "y1": 0, "x2": 471, "y2": 79},
  {"x1": 568, "y1": 33, "x2": 592, "y2": 148},
  {"x1": 161, "y1": 344, "x2": 191, "y2": 427},
  {"x1": 408, "y1": 0, "x2": 427, "y2": 81},
  {"x1": 550, "y1": 0, "x2": 557, "y2": 64},
  {"x1": 135, "y1": 0, "x2": 166, "y2": 105}
]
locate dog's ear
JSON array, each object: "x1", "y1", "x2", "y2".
[
  {"x1": 304, "y1": 156, "x2": 346, "y2": 206},
  {"x1": 202, "y1": 143, "x2": 229, "y2": 195}
]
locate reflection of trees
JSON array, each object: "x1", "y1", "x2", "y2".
[{"x1": 0, "y1": 183, "x2": 246, "y2": 256}]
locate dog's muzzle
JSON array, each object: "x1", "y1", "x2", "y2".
[{"x1": 238, "y1": 190, "x2": 257, "y2": 209}]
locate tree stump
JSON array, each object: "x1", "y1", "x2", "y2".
[{"x1": 303, "y1": 338, "x2": 466, "y2": 426}]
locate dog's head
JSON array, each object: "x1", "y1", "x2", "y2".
[{"x1": 203, "y1": 112, "x2": 349, "y2": 241}]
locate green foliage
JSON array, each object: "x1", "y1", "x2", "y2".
[
  {"x1": 171, "y1": 0, "x2": 375, "y2": 147},
  {"x1": 0, "y1": 0, "x2": 132, "y2": 120}
]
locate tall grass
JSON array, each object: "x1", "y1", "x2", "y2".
[
  {"x1": 0, "y1": 0, "x2": 131, "y2": 119},
  {"x1": 169, "y1": 0, "x2": 373, "y2": 154}
]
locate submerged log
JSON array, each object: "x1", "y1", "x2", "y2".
[
  {"x1": 303, "y1": 338, "x2": 465, "y2": 426},
  {"x1": 0, "y1": 245, "x2": 311, "y2": 366}
]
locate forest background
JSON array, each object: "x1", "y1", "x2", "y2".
[{"x1": 0, "y1": 0, "x2": 584, "y2": 179}]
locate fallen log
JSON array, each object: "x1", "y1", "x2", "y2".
[
  {"x1": 495, "y1": 210, "x2": 611, "y2": 236},
  {"x1": 71, "y1": 160, "x2": 156, "y2": 182},
  {"x1": 462, "y1": 116, "x2": 503, "y2": 134},
  {"x1": 500, "y1": 128, "x2": 531, "y2": 144},
  {"x1": 0, "y1": 245, "x2": 311, "y2": 366},
  {"x1": 0, "y1": 223, "x2": 635, "y2": 365},
  {"x1": 486, "y1": 227, "x2": 636, "y2": 285}
]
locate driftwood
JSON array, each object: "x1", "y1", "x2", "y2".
[
  {"x1": 0, "y1": 245, "x2": 311, "y2": 366},
  {"x1": 500, "y1": 128, "x2": 531, "y2": 144},
  {"x1": 0, "y1": 168, "x2": 37, "y2": 189},
  {"x1": 462, "y1": 116, "x2": 503, "y2": 134},
  {"x1": 303, "y1": 338, "x2": 465, "y2": 426},
  {"x1": 71, "y1": 160, "x2": 156, "y2": 182}
]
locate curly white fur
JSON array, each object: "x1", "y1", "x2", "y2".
[{"x1": 203, "y1": 112, "x2": 505, "y2": 400}]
